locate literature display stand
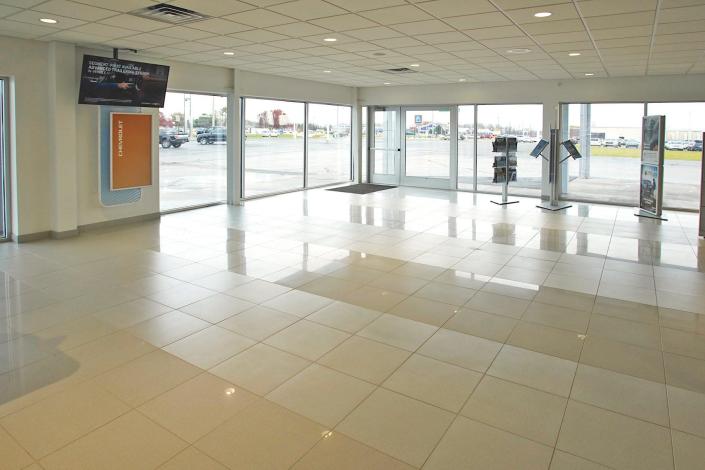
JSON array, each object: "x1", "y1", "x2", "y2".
[
  {"x1": 536, "y1": 129, "x2": 581, "y2": 211},
  {"x1": 491, "y1": 136, "x2": 519, "y2": 206},
  {"x1": 635, "y1": 115, "x2": 667, "y2": 221}
]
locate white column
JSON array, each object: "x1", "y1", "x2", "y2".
[
  {"x1": 541, "y1": 99, "x2": 559, "y2": 199},
  {"x1": 48, "y1": 42, "x2": 78, "y2": 235},
  {"x1": 230, "y1": 68, "x2": 242, "y2": 205}
]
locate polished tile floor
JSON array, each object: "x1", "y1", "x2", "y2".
[{"x1": 1, "y1": 187, "x2": 705, "y2": 469}]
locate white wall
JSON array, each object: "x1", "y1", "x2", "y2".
[
  {"x1": 359, "y1": 74, "x2": 705, "y2": 197},
  {"x1": 0, "y1": 35, "x2": 357, "y2": 238},
  {"x1": 0, "y1": 35, "x2": 51, "y2": 238}
]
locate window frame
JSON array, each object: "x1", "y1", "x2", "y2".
[{"x1": 239, "y1": 95, "x2": 353, "y2": 200}]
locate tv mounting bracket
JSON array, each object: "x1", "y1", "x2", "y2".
[{"x1": 113, "y1": 48, "x2": 138, "y2": 59}]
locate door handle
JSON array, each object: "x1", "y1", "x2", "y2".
[{"x1": 397, "y1": 148, "x2": 401, "y2": 151}]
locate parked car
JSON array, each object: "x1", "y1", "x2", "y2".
[
  {"x1": 159, "y1": 128, "x2": 188, "y2": 148},
  {"x1": 687, "y1": 140, "x2": 702, "y2": 151},
  {"x1": 665, "y1": 140, "x2": 689, "y2": 151},
  {"x1": 603, "y1": 139, "x2": 619, "y2": 147},
  {"x1": 197, "y1": 127, "x2": 227, "y2": 144},
  {"x1": 624, "y1": 139, "x2": 640, "y2": 149},
  {"x1": 590, "y1": 138, "x2": 603, "y2": 146}
]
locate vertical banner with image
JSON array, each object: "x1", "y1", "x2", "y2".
[
  {"x1": 639, "y1": 115, "x2": 665, "y2": 216},
  {"x1": 110, "y1": 112, "x2": 153, "y2": 190}
]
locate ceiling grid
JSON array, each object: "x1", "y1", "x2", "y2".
[{"x1": 0, "y1": 0, "x2": 703, "y2": 86}]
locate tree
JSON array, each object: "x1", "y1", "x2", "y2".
[
  {"x1": 159, "y1": 112, "x2": 173, "y2": 128},
  {"x1": 193, "y1": 113, "x2": 214, "y2": 128}
]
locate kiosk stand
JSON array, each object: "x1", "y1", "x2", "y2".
[
  {"x1": 491, "y1": 136, "x2": 519, "y2": 206},
  {"x1": 535, "y1": 129, "x2": 582, "y2": 211},
  {"x1": 698, "y1": 133, "x2": 705, "y2": 237},
  {"x1": 635, "y1": 115, "x2": 667, "y2": 221}
]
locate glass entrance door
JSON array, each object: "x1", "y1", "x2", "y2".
[
  {"x1": 370, "y1": 107, "x2": 401, "y2": 185},
  {"x1": 401, "y1": 107, "x2": 456, "y2": 189}
]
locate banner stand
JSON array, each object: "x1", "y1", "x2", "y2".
[
  {"x1": 634, "y1": 115, "x2": 667, "y2": 221},
  {"x1": 699, "y1": 132, "x2": 704, "y2": 237},
  {"x1": 491, "y1": 136, "x2": 520, "y2": 206},
  {"x1": 537, "y1": 129, "x2": 575, "y2": 211}
]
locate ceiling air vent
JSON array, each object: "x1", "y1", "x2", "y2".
[
  {"x1": 381, "y1": 67, "x2": 417, "y2": 74},
  {"x1": 129, "y1": 3, "x2": 209, "y2": 25}
]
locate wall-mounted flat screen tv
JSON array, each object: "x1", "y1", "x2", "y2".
[{"x1": 78, "y1": 55, "x2": 170, "y2": 108}]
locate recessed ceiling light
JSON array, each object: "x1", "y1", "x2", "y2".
[
  {"x1": 383, "y1": 82, "x2": 391, "y2": 85},
  {"x1": 585, "y1": 73, "x2": 594, "y2": 76},
  {"x1": 323, "y1": 38, "x2": 337, "y2": 42},
  {"x1": 223, "y1": 51, "x2": 235, "y2": 56},
  {"x1": 409, "y1": 63, "x2": 420, "y2": 67},
  {"x1": 459, "y1": 78, "x2": 467, "y2": 82},
  {"x1": 506, "y1": 48, "x2": 531, "y2": 54},
  {"x1": 40, "y1": 18, "x2": 57, "y2": 23},
  {"x1": 569, "y1": 52, "x2": 581, "y2": 56},
  {"x1": 534, "y1": 12, "x2": 552, "y2": 18},
  {"x1": 323, "y1": 70, "x2": 331, "y2": 73}
]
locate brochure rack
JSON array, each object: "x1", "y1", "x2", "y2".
[{"x1": 491, "y1": 136, "x2": 519, "y2": 206}]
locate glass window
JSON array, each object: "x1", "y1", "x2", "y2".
[
  {"x1": 0, "y1": 78, "x2": 6, "y2": 239},
  {"x1": 361, "y1": 106, "x2": 367, "y2": 183},
  {"x1": 458, "y1": 105, "x2": 475, "y2": 190},
  {"x1": 560, "y1": 103, "x2": 644, "y2": 206},
  {"x1": 646, "y1": 102, "x2": 705, "y2": 210},
  {"x1": 243, "y1": 98, "x2": 305, "y2": 198},
  {"x1": 307, "y1": 103, "x2": 352, "y2": 187},
  {"x1": 404, "y1": 109, "x2": 451, "y2": 178},
  {"x1": 476, "y1": 105, "x2": 543, "y2": 196},
  {"x1": 159, "y1": 92, "x2": 227, "y2": 211}
]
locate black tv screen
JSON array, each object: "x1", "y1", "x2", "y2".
[{"x1": 78, "y1": 55, "x2": 170, "y2": 108}]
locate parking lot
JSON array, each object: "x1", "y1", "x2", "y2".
[{"x1": 159, "y1": 138, "x2": 702, "y2": 211}]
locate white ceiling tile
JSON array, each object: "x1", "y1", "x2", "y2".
[
  {"x1": 0, "y1": 0, "x2": 44, "y2": 7},
  {"x1": 310, "y1": 14, "x2": 377, "y2": 31},
  {"x1": 534, "y1": 31, "x2": 590, "y2": 44},
  {"x1": 659, "y1": 4, "x2": 705, "y2": 22},
  {"x1": 584, "y1": 11, "x2": 655, "y2": 29},
  {"x1": 265, "y1": 38, "x2": 317, "y2": 49},
  {"x1": 152, "y1": 26, "x2": 215, "y2": 40},
  {"x1": 127, "y1": 32, "x2": 178, "y2": 46},
  {"x1": 169, "y1": 0, "x2": 254, "y2": 16},
  {"x1": 230, "y1": 28, "x2": 287, "y2": 42},
  {"x1": 447, "y1": 12, "x2": 513, "y2": 30},
  {"x1": 417, "y1": 31, "x2": 470, "y2": 44},
  {"x1": 188, "y1": 18, "x2": 252, "y2": 34},
  {"x1": 506, "y1": 3, "x2": 579, "y2": 23},
  {"x1": 371, "y1": 36, "x2": 425, "y2": 48},
  {"x1": 358, "y1": 5, "x2": 433, "y2": 25},
  {"x1": 34, "y1": 0, "x2": 117, "y2": 21},
  {"x1": 196, "y1": 35, "x2": 251, "y2": 47},
  {"x1": 590, "y1": 25, "x2": 653, "y2": 40},
  {"x1": 6, "y1": 10, "x2": 86, "y2": 29},
  {"x1": 346, "y1": 26, "x2": 403, "y2": 40},
  {"x1": 414, "y1": 0, "x2": 497, "y2": 17},
  {"x1": 657, "y1": 20, "x2": 705, "y2": 34},
  {"x1": 70, "y1": 22, "x2": 135, "y2": 38},
  {"x1": 69, "y1": 0, "x2": 154, "y2": 13},
  {"x1": 324, "y1": 0, "x2": 407, "y2": 12},
  {"x1": 0, "y1": 4, "x2": 20, "y2": 17},
  {"x1": 391, "y1": 19, "x2": 453, "y2": 35},
  {"x1": 225, "y1": 9, "x2": 296, "y2": 28},
  {"x1": 238, "y1": 43, "x2": 281, "y2": 54},
  {"x1": 578, "y1": 0, "x2": 657, "y2": 17},
  {"x1": 98, "y1": 14, "x2": 169, "y2": 32},
  {"x1": 268, "y1": 0, "x2": 347, "y2": 21},
  {"x1": 466, "y1": 25, "x2": 525, "y2": 40},
  {"x1": 270, "y1": 21, "x2": 329, "y2": 37},
  {"x1": 522, "y1": 19, "x2": 584, "y2": 35}
]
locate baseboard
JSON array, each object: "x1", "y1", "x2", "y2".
[
  {"x1": 14, "y1": 212, "x2": 161, "y2": 243},
  {"x1": 15, "y1": 231, "x2": 51, "y2": 243},
  {"x1": 78, "y1": 212, "x2": 161, "y2": 232}
]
